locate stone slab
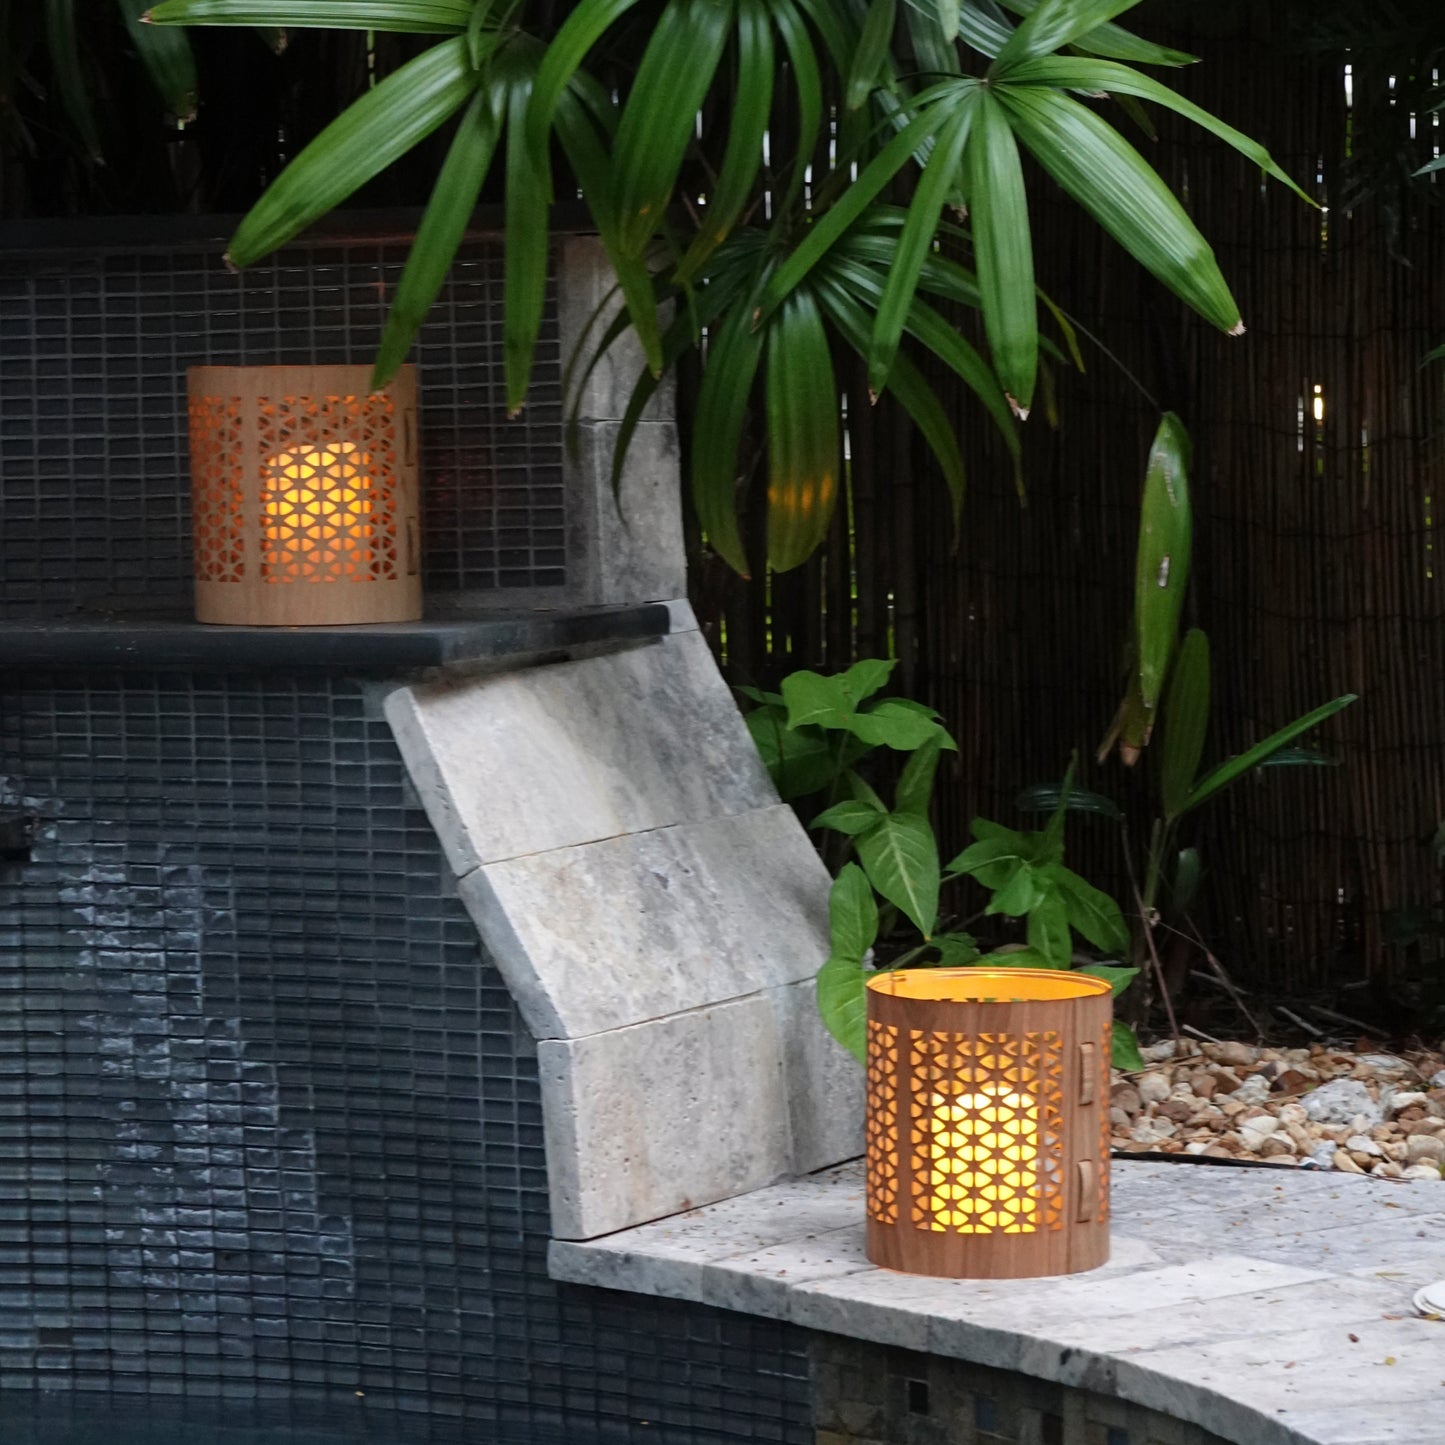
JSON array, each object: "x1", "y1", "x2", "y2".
[
  {"x1": 547, "y1": 1158, "x2": 1445, "y2": 1445},
  {"x1": 538, "y1": 994, "x2": 792, "y2": 1240},
  {"x1": 386, "y1": 629, "x2": 775, "y2": 875},
  {"x1": 772, "y1": 977, "x2": 865, "y2": 1175},
  {"x1": 461, "y1": 806, "x2": 831, "y2": 1041}
]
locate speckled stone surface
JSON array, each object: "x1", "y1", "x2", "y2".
[{"x1": 549, "y1": 1160, "x2": 1445, "y2": 1445}]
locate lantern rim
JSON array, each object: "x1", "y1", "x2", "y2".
[{"x1": 865, "y1": 966, "x2": 1112, "y2": 1004}]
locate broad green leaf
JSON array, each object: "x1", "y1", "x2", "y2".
[
  {"x1": 372, "y1": 83, "x2": 503, "y2": 389},
  {"x1": 817, "y1": 955, "x2": 868, "y2": 1062},
  {"x1": 992, "y1": 0, "x2": 1140, "y2": 68},
  {"x1": 1111, "y1": 1020, "x2": 1145, "y2": 1071},
  {"x1": 846, "y1": 700, "x2": 945, "y2": 751},
  {"x1": 828, "y1": 862, "x2": 880, "y2": 961},
  {"x1": 1026, "y1": 888, "x2": 1072, "y2": 967},
  {"x1": 895, "y1": 735, "x2": 942, "y2": 817},
  {"x1": 746, "y1": 710, "x2": 868, "y2": 798},
  {"x1": 145, "y1": 0, "x2": 472, "y2": 29},
  {"x1": 932, "y1": 932, "x2": 980, "y2": 965},
  {"x1": 503, "y1": 68, "x2": 551, "y2": 414},
  {"x1": 782, "y1": 659, "x2": 896, "y2": 729},
  {"x1": 985, "y1": 861, "x2": 1045, "y2": 917},
  {"x1": 736, "y1": 685, "x2": 782, "y2": 706},
  {"x1": 526, "y1": 0, "x2": 644, "y2": 171},
  {"x1": 1002, "y1": 57, "x2": 1312, "y2": 203},
  {"x1": 766, "y1": 290, "x2": 841, "y2": 572},
  {"x1": 1159, "y1": 626, "x2": 1209, "y2": 820},
  {"x1": 1135, "y1": 412, "x2": 1192, "y2": 716},
  {"x1": 1015, "y1": 783, "x2": 1123, "y2": 822},
  {"x1": 675, "y1": 0, "x2": 774, "y2": 282},
  {"x1": 45, "y1": 0, "x2": 101, "y2": 161},
  {"x1": 813, "y1": 799, "x2": 886, "y2": 835},
  {"x1": 992, "y1": 0, "x2": 1197, "y2": 65},
  {"x1": 869, "y1": 92, "x2": 978, "y2": 397},
  {"x1": 848, "y1": 770, "x2": 888, "y2": 812},
  {"x1": 1077, "y1": 962, "x2": 1139, "y2": 996},
  {"x1": 122, "y1": 0, "x2": 198, "y2": 122},
  {"x1": 691, "y1": 297, "x2": 765, "y2": 575},
  {"x1": 1182, "y1": 695, "x2": 1358, "y2": 817},
  {"x1": 846, "y1": 0, "x2": 896, "y2": 110},
  {"x1": 997, "y1": 85, "x2": 1242, "y2": 335},
  {"x1": 227, "y1": 36, "x2": 480, "y2": 268},
  {"x1": 1050, "y1": 865, "x2": 1130, "y2": 955},
  {"x1": 936, "y1": 0, "x2": 961, "y2": 43},
  {"x1": 856, "y1": 812, "x2": 940, "y2": 936},
  {"x1": 947, "y1": 836, "x2": 1027, "y2": 891},
  {"x1": 969, "y1": 816, "x2": 1034, "y2": 850},
  {"x1": 966, "y1": 90, "x2": 1036, "y2": 414},
  {"x1": 611, "y1": 0, "x2": 734, "y2": 256}
]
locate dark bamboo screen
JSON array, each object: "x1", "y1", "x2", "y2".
[{"x1": 687, "y1": 12, "x2": 1445, "y2": 995}]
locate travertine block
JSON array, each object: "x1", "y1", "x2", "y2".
[
  {"x1": 385, "y1": 630, "x2": 775, "y2": 875},
  {"x1": 459, "y1": 806, "x2": 831, "y2": 1040},
  {"x1": 771, "y1": 977, "x2": 864, "y2": 1174},
  {"x1": 539, "y1": 995, "x2": 792, "y2": 1239}
]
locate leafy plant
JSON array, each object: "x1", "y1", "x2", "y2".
[
  {"x1": 145, "y1": 0, "x2": 1308, "y2": 575},
  {"x1": 747, "y1": 666, "x2": 1139, "y2": 1069}
]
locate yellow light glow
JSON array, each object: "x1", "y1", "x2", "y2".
[
  {"x1": 1313, "y1": 383, "x2": 1325, "y2": 422},
  {"x1": 263, "y1": 440, "x2": 374, "y2": 580},
  {"x1": 922, "y1": 1085, "x2": 1039, "y2": 1233}
]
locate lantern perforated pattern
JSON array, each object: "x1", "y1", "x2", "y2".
[
  {"x1": 865, "y1": 1020, "x2": 900, "y2": 1224},
  {"x1": 907, "y1": 1031, "x2": 1065, "y2": 1235},
  {"x1": 256, "y1": 392, "x2": 403, "y2": 584},
  {"x1": 189, "y1": 396, "x2": 245, "y2": 583}
]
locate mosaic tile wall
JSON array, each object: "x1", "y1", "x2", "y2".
[{"x1": 0, "y1": 671, "x2": 811, "y2": 1443}]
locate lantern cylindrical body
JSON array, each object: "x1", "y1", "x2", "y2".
[
  {"x1": 187, "y1": 364, "x2": 421, "y2": 626},
  {"x1": 864, "y1": 968, "x2": 1112, "y2": 1279}
]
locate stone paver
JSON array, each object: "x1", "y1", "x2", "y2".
[{"x1": 549, "y1": 1160, "x2": 1445, "y2": 1445}]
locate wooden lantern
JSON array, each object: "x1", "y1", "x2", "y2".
[
  {"x1": 864, "y1": 967, "x2": 1112, "y2": 1279},
  {"x1": 187, "y1": 364, "x2": 421, "y2": 626}
]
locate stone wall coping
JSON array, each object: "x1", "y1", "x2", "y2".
[{"x1": 549, "y1": 1159, "x2": 1445, "y2": 1445}]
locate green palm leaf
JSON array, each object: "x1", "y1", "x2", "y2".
[
  {"x1": 868, "y1": 89, "x2": 977, "y2": 397},
  {"x1": 226, "y1": 36, "x2": 481, "y2": 268},
  {"x1": 526, "y1": 0, "x2": 644, "y2": 172},
  {"x1": 121, "y1": 0, "x2": 198, "y2": 123},
  {"x1": 966, "y1": 89, "x2": 1036, "y2": 414},
  {"x1": 372, "y1": 81, "x2": 505, "y2": 390},
  {"x1": 1001, "y1": 56, "x2": 1311, "y2": 202},
  {"x1": 675, "y1": 0, "x2": 774, "y2": 284},
  {"x1": 771, "y1": 0, "x2": 823, "y2": 212},
  {"x1": 991, "y1": 0, "x2": 1196, "y2": 65},
  {"x1": 765, "y1": 290, "x2": 840, "y2": 572},
  {"x1": 144, "y1": 0, "x2": 472, "y2": 30},
  {"x1": 691, "y1": 295, "x2": 767, "y2": 576},
  {"x1": 504, "y1": 63, "x2": 551, "y2": 414},
  {"x1": 610, "y1": 0, "x2": 735, "y2": 257},
  {"x1": 992, "y1": 0, "x2": 1140, "y2": 68},
  {"x1": 1159, "y1": 626, "x2": 1209, "y2": 821},
  {"x1": 846, "y1": 0, "x2": 895, "y2": 110},
  {"x1": 45, "y1": 0, "x2": 101, "y2": 161},
  {"x1": 997, "y1": 83, "x2": 1242, "y2": 334}
]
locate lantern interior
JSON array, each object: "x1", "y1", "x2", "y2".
[{"x1": 866, "y1": 968, "x2": 1112, "y2": 1003}]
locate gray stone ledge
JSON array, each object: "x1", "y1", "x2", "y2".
[{"x1": 548, "y1": 1160, "x2": 1445, "y2": 1445}]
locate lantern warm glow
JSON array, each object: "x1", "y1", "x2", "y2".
[
  {"x1": 187, "y1": 364, "x2": 421, "y2": 626},
  {"x1": 864, "y1": 967, "x2": 1111, "y2": 1279},
  {"x1": 262, "y1": 441, "x2": 375, "y2": 581}
]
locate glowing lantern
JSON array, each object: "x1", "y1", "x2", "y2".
[
  {"x1": 864, "y1": 967, "x2": 1112, "y2": 1279},
  {"x1": 187, "y1": 364, "x2": 421, "y2": 626}
]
